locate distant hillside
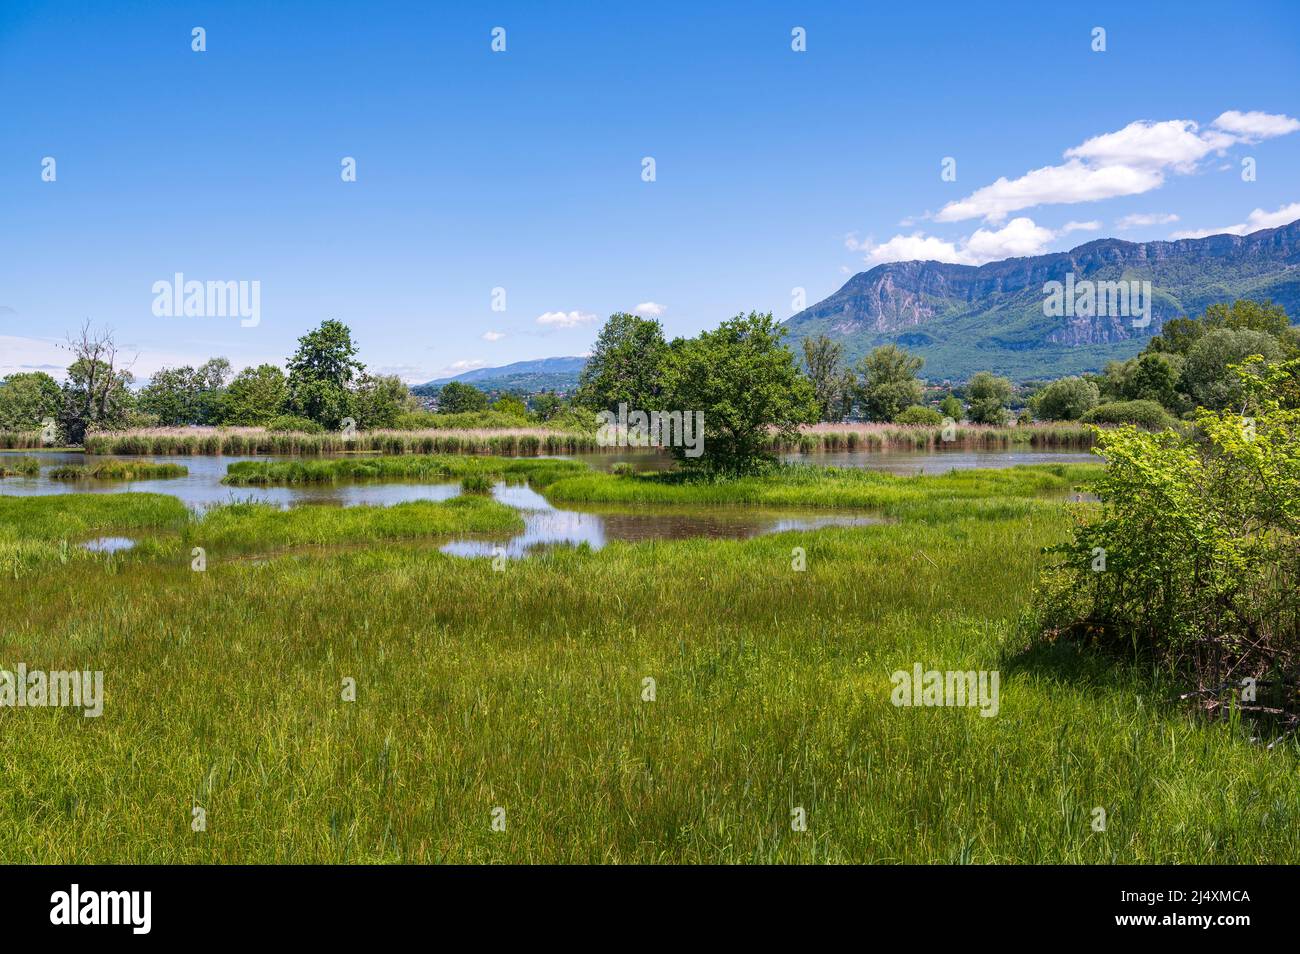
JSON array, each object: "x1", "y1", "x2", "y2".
[
  {"x1": 413, "y1": 356, "x2": 586, "y2": 396},
  {"x1": 783, "y1": 220, "x2": 1300, "y2": 381}
]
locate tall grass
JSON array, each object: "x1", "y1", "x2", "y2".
[
  {"x1": 222, "y1": 455, "x2": 585, "y2": 486},
  {"x1": 0, "y1": 456, "x2": 41, "y2": 477},
  {"x1": 542, "y1": 462, "x2": 1102, "y2": 517},
  {"x1": 1, "y1": 470, "x2": 1296, "y2": 862},
  {"x1": 46, "y1": 461, "x2": 189, "y2": 480},
  {"x1": 0, "y1": 431, "x2": 45, "y2": 449},
  {"x1": 769, "y1": 422, "x2": 1096, "y2": 453},
  {"x1": 82, "y1": 422, "x2": 1096, "y2": 457}
]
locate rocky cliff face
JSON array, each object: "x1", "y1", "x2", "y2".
[{"x1": 785, "y1": 220, "x2": 1300, "y2": 378}]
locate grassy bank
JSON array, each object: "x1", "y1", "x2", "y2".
[
  {"x1": 0, "y1": 491, "x2": 521, "y2": 577},
  {"x1": 222, "y1": 455, "x2": 585, "y2": 486},
  {"x1": 47, "y1": 461, "x2": 189, "y2": 480},
  {"x1": 2, "y1": 462, "x2": 1297, "y2": 862},
  {"x1": 542, "y1": 462, "x2": 1100, "y2": 519}
]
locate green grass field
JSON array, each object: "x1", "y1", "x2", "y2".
[{"x1": 2, "y1": 461, "x2": 1297, "y2": 863}]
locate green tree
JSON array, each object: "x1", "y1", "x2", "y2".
[
  {"x1": 220, "y1": 364, "x2": 288, "y2": 425},
  {"x1": 286, "y1": 320, "x2": 364, "y2": 427},
  {"x1": 1182, "y1": 327, "x2": 1281, "y2": 411},
  {"x1": 490, "y1": 394, "x2": 529, "y2": 419},
  {"x1": 575, "y1": 313, "x2": 668, "y2": 413},
  {"x1": 1129, "y1": 352, "x2": 1183, "y2": 410},
  {"x1": 1030, "y1": 376, "x2": 1100, "y2": 421},
  {"x1": 939, "y1": 393, "x2": 963, "y2": 422},
  {"x1": 802, "y1": 334, "x2": 851, "y2": 422},
  {"x1": 0, "y1": 371, "x2": 61, "y2": 430},
  {"x1": 854, "y1": 345, "x2": 924, "y2": 422},
  {"x1": 661, "y1": 312, "x2": 817, "y2": 473},
  {"x1": 437, "y1": 381, "x2": 488, "y2": 413},
  {"x1": 530, "y1": 392, "x2": 563, "y2": 421},
  {"x1": 966, "y1": 371, "x2": 1012, "y2": 424},
  {"x1": 137, "y1": 358, "x2": 230, "y2": 426},
  {"x1": 352, "y1": 374, "x2": 414, "y2": 429}
]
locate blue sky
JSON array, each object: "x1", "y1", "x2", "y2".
[{"x1": 2, "y1": 0, "x2": 1298, "y2": 383}]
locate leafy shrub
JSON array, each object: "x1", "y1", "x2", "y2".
[
  {"x1": 1031, "y1": 376, "x2": 1100, "y2": 421},
  {"x1": 1036, "y1": 357, "x2": 1300, "y2": 694},
  {"x1": 264, "y1": 415, "x2": 325, "y2": 434},
  {"x1": 1081, "y1": 400, "x2": 1175, "y2": 429},
  {"x1": 894, "y1": 405, "x2": 943, "y2": 425}
]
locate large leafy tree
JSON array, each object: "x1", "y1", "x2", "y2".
[
  {"x1": 802, "y1": 334, "x2": 853, "y2": 422},
  {"x1": 352, "y1": 373, "x2": 414, "y2": 428},
  {"x1": 661, "y1": 311, "x2": 817, "y2": 473},
  {"x1": 0, "y1": 371, "x2": 61, "y2": 430},
  {"x1": 1182, "y1": 327, "x2": 1281, "y2": 411},
  {"x1": 138, "y1": 358, "x2": 231, "y2": 426},
  {"x1": 575, "y1": 312, "x2": 668, "y2": 413},
  {"x1": 1030, "y1": 376, "x2": 1099, "y2": 421},
  {"x1": 286, "y1": 320, "x2": 364, "y2": 427},
  {"x1": 965, "y1": 371, "x2": 1013, "y2": 424},
  {"x1": 437, "y1": 380, "x2": 488, "y2": 413},
  {"x1": 855, "y1": 344, "x2": 924, "y2": 422},
  {"x1": 219, "y1": 364, "x2": 289, "y2": 425}
]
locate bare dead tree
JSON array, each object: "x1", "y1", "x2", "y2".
[{"x1": 58, "y1": 321, "x2": 138, "y2": 441}]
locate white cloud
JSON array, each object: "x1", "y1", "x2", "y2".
[
  {"x1": 481, "y1": 331, "x2": 505, "y2": 341},
  {"x1": 1116, "y1": 212, "x2": 1180, "y2": 230},
  {"x1": 631, "y1": 301, "x2": 665, "y2": 317},
  {"x1": 963, "y1": 217, "x2": 1060, "y2": 262},
  {"x1": 1170, "y1": 201, "x2": 1300, "y2": 240},
  {"x1": 535, "y1": 310, "x2": 598, "y2": 328},
  {"x1": 933, "y1": 113, "x2": 1299, "y2": 224},
  {"x1": 856, "y1": 217, "x2": 1084, "y2": 267},
  {"x1": 1064, "y1": 119, "x2": 1223, "y2": 172},
  {"x1": 935, "y1": 159, "x2": 1164, "y2": 223},
  {"x1": 1211, "y1": 110, "x2": 1300, "y2": 143}
]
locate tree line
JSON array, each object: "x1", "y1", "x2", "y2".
[{"x1": 0, "y1": 319, "x2": 417, "y2": 442}]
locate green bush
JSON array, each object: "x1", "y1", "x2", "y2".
[
  {"x1": 1037, "y1": 357, "x2": 1300, "y2": 691},
  {"x1": 264, "y1": 415, "x2": 325, "y2": 434},
  {"x1": 894, "y1": 405, "x2": 943, "y2": 425},
  {"x1": 1081, "y1": 400, "x2": 1175, "y2": 430}
]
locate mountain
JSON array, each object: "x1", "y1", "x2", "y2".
[
  {"x1": 413, "y1": 356, "x2": 587, "y2": 395},
  {"x1": 783, "y1": 220, "x2": 1300, "y2": 381}
]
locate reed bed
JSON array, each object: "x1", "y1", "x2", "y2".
[
  {"x1": 84, "y1": 426, "x2": 602, "y2": 456},
  {"x1": 768, "y1": 422, "x2": 1096, "y2": 453},
  {"x1": 0, "y1": 456, "x2": 41, "y2": 477},
  {"x1": 0, "y1": 430, "x2": 45, "y2": 450}
]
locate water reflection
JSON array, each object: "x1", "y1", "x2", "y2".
[
  {"x1": 82, "y1": 536, "x2": 136, "y2": 553},
  {"x1": 440, "y1": 482, "x2": 880, "y2": 558}
]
